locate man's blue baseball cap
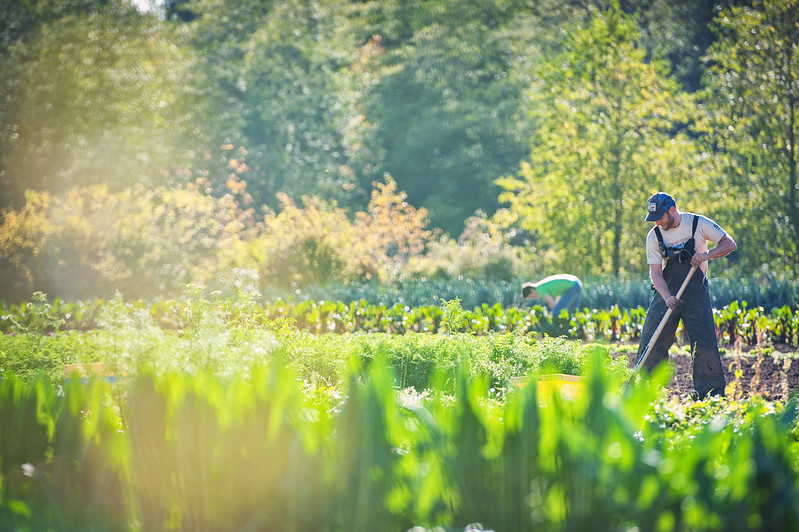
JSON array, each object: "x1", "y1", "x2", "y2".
[{"x1": 645, "y1": 192, "x2": 676, "y2": 221}]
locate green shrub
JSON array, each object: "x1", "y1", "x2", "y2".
[
  {"x1": 0, "y1": 185, "x2": 254, "y2": 301},
  {"x1": 287, "y1": 274, "x2": 799, "y2": 311}
]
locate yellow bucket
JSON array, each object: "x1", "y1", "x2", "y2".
[
  {"x1": 64, "y1": 363, "x2": 119, "y2": 383},
  {"x1": 511, "y1": 373, "x2": 585, "y2": 402}
]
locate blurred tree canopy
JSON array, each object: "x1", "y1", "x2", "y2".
[
  {"x1": 497, "y1": 2, "x2": 704, "y2": 276},
  {"x1": 173, "y1": 0, "x2": 362, "y2": 210},
  {"x1": 0, "y1": 0, "x2": 208, "y2": 206},
  {"x1": 348, "y1": 0, "x2": 535, "y2": 234},
  {"x1": 703, "y1": 0, "x2": 799, "y2": 275},
  {"x1": 1, "y1": 0, "x2": 797, "y2": 300}
]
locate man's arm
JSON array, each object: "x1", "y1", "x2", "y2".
[
  {"x1": 544, "y1": 294, "x2": 557, "y2": 309},
  {"x1": 650, "y1": 263, "x2": 680, "y2": 310},
  {"x1": 691, "y1": 234, "x2": 737, "y2": 267}
]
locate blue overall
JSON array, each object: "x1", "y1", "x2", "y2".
[
  {"x1": 635, "y1": 243, "x2": 726, "y2": 398},
  {"x1": 552, "y1": 279, "x2": 582, "y2": 316}
]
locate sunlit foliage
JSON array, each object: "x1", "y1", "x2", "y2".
[
  {"x1": 0, "y1": 183, "x2": 255, "y2": 300},
  {"x1": 497, "y1": 1, "x2": 704, "y2": 277},
  {"x1": 703, "y1": 0, "x2": 799, "y2": 274},
  {"x1": 0, "y1": 176, "x2": 437, "y2": 300},
  {"x1": 0, "y1": 345, "x2": 797, "y2": 530},
  {"x1": 0, "y1": 1, "x2": 205, "y2": 207}
]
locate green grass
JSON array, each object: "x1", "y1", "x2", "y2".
[{"x1": 0, "y1": 331, "x2": 89, "y2": 382}]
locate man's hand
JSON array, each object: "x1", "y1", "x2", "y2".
[
  {"x1": 649, "y1": 264, "x2": 679, "y2": 309},
  {"x1": 691, "y1": 251, "x2": 709, "y2": 268},
  {"x1": 665, "y1": 295, "x2": 681, "y2": 310}
]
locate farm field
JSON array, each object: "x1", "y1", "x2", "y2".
[
  {"x1": 1, "y1": 294, "x2": 798, "y2": 531},
  {"x1": 3, "y1": 292, "x2": 798, "y2": 397},
  {"x1": 5, "y1": 0, "x2": 799, "y2": 529}
]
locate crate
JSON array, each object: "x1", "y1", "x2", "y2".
[
  {"x1": 511, "y1": 373, "x2": 585, "y2": 402},
  {"x1": 64, "y1": 363, "x2": 118, "y2": 383}
]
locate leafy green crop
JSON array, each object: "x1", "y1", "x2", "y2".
[
  {"x1": 3, "y1": 292, "x2": 799, "y2": 352},
  {"x1": 1, "y1": 352, "x2": 796, "y2": 531}
]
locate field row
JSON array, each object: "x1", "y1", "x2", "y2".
[{"x1": 3, "y1": 293, "x2": 799, "y2": 348}]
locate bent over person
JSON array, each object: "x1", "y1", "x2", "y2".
[
  {"x1": 522, "y1": 274, "x2": 582, "y2": 315},
  {"x1": 635, "y1": 192, "x2": 737, "y2": 398}
]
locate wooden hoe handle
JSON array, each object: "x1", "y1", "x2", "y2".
[{"x1": 631, "y1": 265, "x2": 698, "y2": 375}]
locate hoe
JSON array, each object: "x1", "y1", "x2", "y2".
[{"x1": 629, "y1": 265, "x2": 698, "y2": 379}]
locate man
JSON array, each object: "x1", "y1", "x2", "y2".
[
  {"x1": 522, "y1": 274, "x2": 582, "y2": 315},
  {"x1": 635, "y1": 192, "x2": 737, "y2": 398}
]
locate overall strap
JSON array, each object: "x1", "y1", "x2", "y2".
[
  {"x1": 654, "y1": 227, "x2": 666, "y2": 257},
  {"x1": 656, "y1": 214, "x2": 699, "y2": 261},
  {"x1": 655, "y1": 214, "x2": 697, "y2": 244},
  {"x1": 654, "y1": 226, "x2": 665, "y2": 246},
  {"x1": 684, "y1": 214, "x2": 699, "y2": 255}
]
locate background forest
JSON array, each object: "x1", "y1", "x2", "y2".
[{"x1": 1, "y1": 0, "x2": 797, "y2": 302}]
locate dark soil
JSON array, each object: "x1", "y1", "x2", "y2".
[{"x1": 624, "y1": 344, "x2": 799, "y2": 401}]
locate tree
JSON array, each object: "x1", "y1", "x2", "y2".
[
  {"x1": 703, "y1": 0, "x2": 799, "y2": 274},
  {"x1": 0, "y1": 0, "x2": 117, "y2": 56},
  {"x1": 0, "y1": 1, "x2": 205, "y2": 208},
  {"x1": 177, "y1": 0, "x2": 362, "y2": 212},
  {"x1": 615, "y1": 0, "x2": 754, "y2": 93},
  {"x1": 350, "y1": 0, "x2": 536, "y2": 235},
  {"x1": 355, "y1": 175, "x2": 434, "y2": 281},
  {"x1": 497, "y1": 1, "x2": 702, "y2": 276}
]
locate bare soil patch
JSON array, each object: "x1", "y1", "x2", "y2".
[{"x1": 623, "y1": 344, "x2": 799, "y2": 401}]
